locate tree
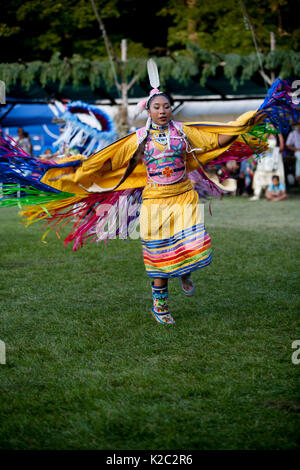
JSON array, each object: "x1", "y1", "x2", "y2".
[
  {"x1": 159, "y1": 0, "x2": 300, "y2": 54},
  {"x1": 0, "y1": 0, "x2": 168, "y2": 62},
  {"x1": 1, "y1": 0, "x2": 299, "y2": 120},
  {"x1": 1, "y1": 47, "x2": 299, "y2": 97},
  {"x1": 89, "y1": 0, "x2": 140, "y2": 135},
  {"x1": 1, "y1": 0, "x2": 299, "y2": 63}
]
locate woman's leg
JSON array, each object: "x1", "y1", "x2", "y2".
[
  {"x1": 151, "y1": 278, "x2": 175, "y2": 324},
  {"x1": 153, "y1": 275, "x2": 194, "y2": 294},
  {"x1": 180, "y1": 273, "x2": 195, "y2": 295},
  {"x1": 153, "y1": 278, "x2": 168, "y2": 287}
]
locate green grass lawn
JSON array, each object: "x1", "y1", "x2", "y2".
[{"x1": 0, "y1": 196, "x2": 299, "y2": 450}]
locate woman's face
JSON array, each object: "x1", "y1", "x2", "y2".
[{"x1": 148, "y1": 95, "x2": 172, "y2": 126}]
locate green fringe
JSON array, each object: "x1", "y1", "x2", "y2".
[
  {"x1": 248, "y1": 123, "x2": 278, "y2": 140},
  {"x1": 0, "y1": 184, "x2": 74, "y2": 208},
  {"x1": 241, "y1": 123, "x2": 278, "y2": 162}
]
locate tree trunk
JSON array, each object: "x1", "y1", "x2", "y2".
[
  {"x1": 114, "y1": 39, "x2": 130, "y2": 137},
  {"x1": 270, "y1": 31, "x2": 276, "y2": 82},
  {"x1": 187, "y1": 0, "x2": 197, "y2": 43}
]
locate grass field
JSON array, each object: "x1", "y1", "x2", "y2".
[{"x1": 0, "y1": 196, "x2": 299, "y2": 450}]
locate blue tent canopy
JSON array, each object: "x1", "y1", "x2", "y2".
[{"x1": 0, "y1": 99, "x2": 65, "y2": 155}]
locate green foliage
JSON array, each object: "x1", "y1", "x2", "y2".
[
  {"x1": 0, "y1": 0, "x2": 165, "y2": 62},
  {"x1": 240, "y1": 52, "x2": 261, "y2": 82},
  {"x1": 160, "y1": 0, "x2": 300, "y2": 54},
  {"x1": 0, "y1": 23, "x2": 20, "y2": 37},
  {"x1": 1, "y1": 0, "x2": 299, "y2": 63},
  {"x1": 265, "y1": 50, "x2": 300, "y2": 77},
  {"x1": 0, "y1": 47, "x2": 299, "y2": 93},
  {"x1": 0, "y1": 0, "x2": 299, "y2": 93}
]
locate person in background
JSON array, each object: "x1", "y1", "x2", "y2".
[
  {"x1": 285, "y1": 121, "x2": 300, "y2": 183},
  {"x1": 250, "y1": 132, "x2": 285, "y2": 200},
  {"x1": 39, "y1": 149, "x2": 53, "y2": 161},
  {"x1": 16, "y1": 127, "x2": 33, "y2": 156},
  {"x1": 224, "y1": 160, "x2": 240, "y2": 195},
  {"x1": 237, "y1": 158, "x2": 255, "y2": 196},
  {"x1": 265, "y1": 175, "x2": 288, "y2": 201}
]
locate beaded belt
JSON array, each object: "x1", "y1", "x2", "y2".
[{"x1": 147, "y1": 176, "x2": 189, "y2": 187}]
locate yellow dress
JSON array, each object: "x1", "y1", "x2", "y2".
[
  {"x1": 139, "y1": 122, "x2": 215, "y2": 278},
  {"x1": 20, "y1": 111, "x2": 263, "y2": 256}
]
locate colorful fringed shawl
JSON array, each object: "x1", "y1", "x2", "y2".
[{"x1": 0, "y1": 79, "x2": 297, "y2": 250}]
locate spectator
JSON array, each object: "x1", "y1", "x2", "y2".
[
  {"x1": 39, "y1": 149, "x2": 53, "y2": 161},
  {"x1": 224, "y1": 160, "x2": 240, "y2": 195},
  {"x1": 16, "y1": 127, "x2": 32, "y2": 156},
  {"x1": 237, "y1": 158, "x2": 255, "y2": 196},
  {"x1": 250, "y1": 133, "x2": 285, "y2": 200},
  {"x1": 265, "y1": 175, "x2": 288, "y2": 201},
  {"x1": 286, "y1": 121, "x2": 300, "y2": 183}
]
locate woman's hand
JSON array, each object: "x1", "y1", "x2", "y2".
[
  {"x1": 95, "y1": 159, "x2": 112, "y2": 177},
  {"x1": 100, "y1": 159, "x2": 112, "y2": 172},
  {"x1": 218, "y1": 134, "x2": 237, "y2": 147}
]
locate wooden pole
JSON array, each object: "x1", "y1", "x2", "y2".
[
  {"x1": 114, "y1": 38, "x2": 130, "y2": 136},
  {"x1": 121, "y1": 39, "x2": 128, "y2": 111},
  {"x1": 270, "y1": 32, "x2": 276, "y2": 81}
]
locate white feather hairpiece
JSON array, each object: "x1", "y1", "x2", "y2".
[
  {"x1": 132, "y1": 59, "x2": 162, "y2": 119},
  {"x1": 147, "y1": 59, "x2": 160, "y2": 89}
]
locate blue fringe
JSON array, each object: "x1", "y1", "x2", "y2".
[
  {"x1": 257, "y1": 79, "x2": 299, "y2": 135},
  {"x1": 0, "y1": 134, "x2": 80, "y2": 193}
]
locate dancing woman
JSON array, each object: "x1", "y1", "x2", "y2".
[
  {"x1": 120, "y1": 88, "x2": 245, "y2": 324},
  {"x1": 0, "y1": 60, "x2": 296, "y2": 324}
]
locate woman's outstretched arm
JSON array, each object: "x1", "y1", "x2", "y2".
[{"x1": 218, "y1": 111, "x2": 268, "y2": 148}]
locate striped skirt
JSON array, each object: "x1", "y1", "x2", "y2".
[{"x1": 140, "y1": 189, "x2": 212, "y2": 278}]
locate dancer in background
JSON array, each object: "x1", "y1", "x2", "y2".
[{"x1": 0, "y1": 60, "x2": 297, "y2": 324}]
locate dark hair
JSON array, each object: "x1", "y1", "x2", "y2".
[
  {"x1": 146, "y1": 92, "x2": 173, "y2": 110},
  {"x1": 272, "y1": 175, "x2": 279, "y2": 181}
]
